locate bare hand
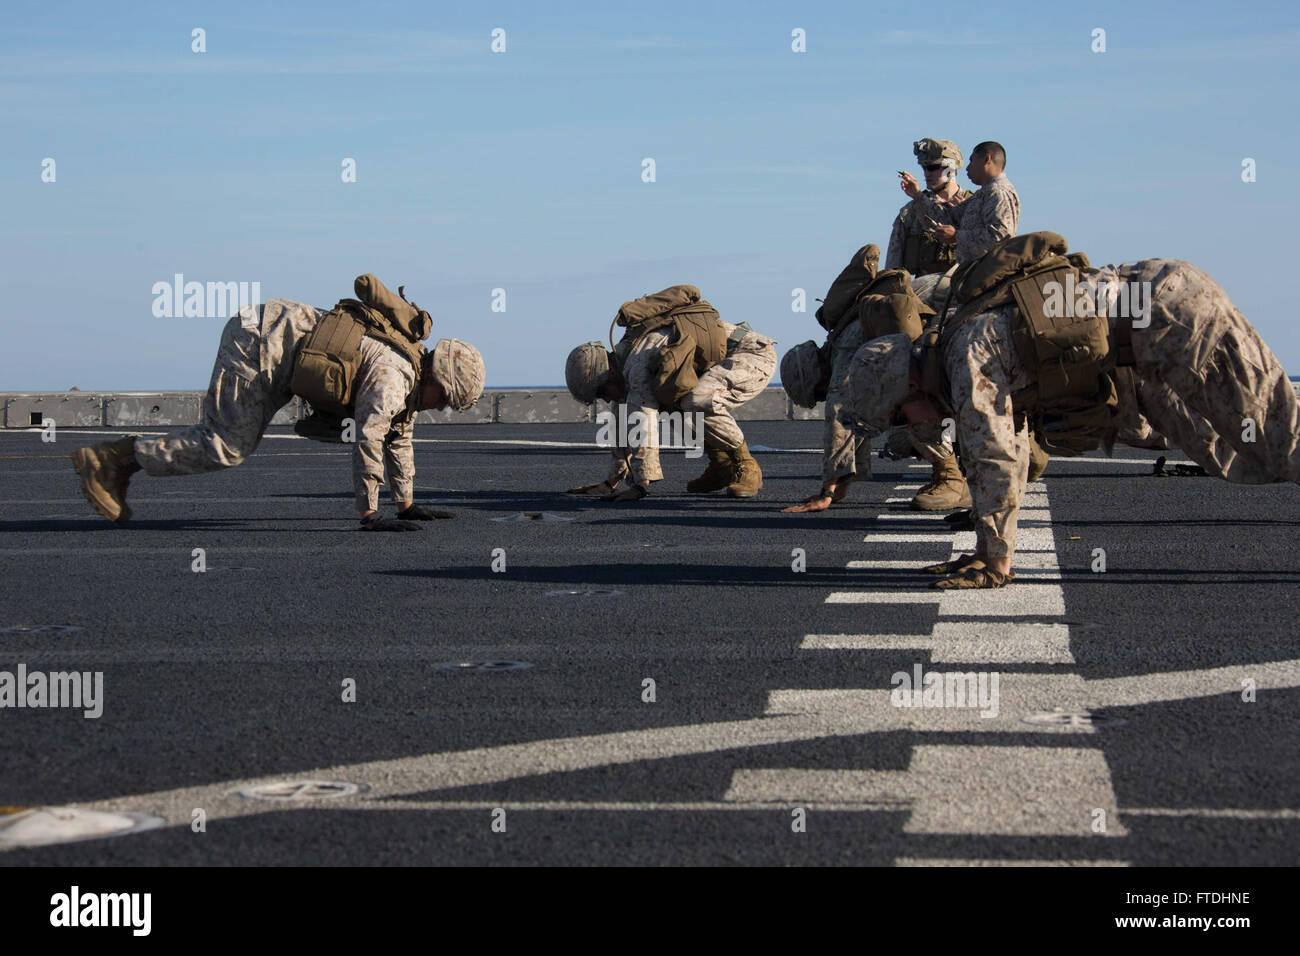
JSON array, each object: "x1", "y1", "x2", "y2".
[
  {"x1": 567, "y1": 480, "x2": 616, "y2": 495},
  {"x1": 898, "y1": 171, "x2": 921, "y2": 199},
  {"x1": 782, "y1": 494, "x2": 833, "y2": 514},
  {"x1": 934, "y1": 224, "x2": 957, "y2": 246}
]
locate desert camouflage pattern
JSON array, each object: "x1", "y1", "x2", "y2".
[
  {"x1": 350, "y1": 336, "x2": 418, "y2": 512},
  {"x1": 1116, "y1": 259, "x2": 1300, "y2": 484},
  {"x1": 885, "y1": 188, "x2": 971, "y2": 274},
  {"x1": 943, "y1": 259, "x2": 1299, "y2": 563},
  {"x1": 607, "y1": 326, "x2": 672, "y2": 486},
  {"x1": 432, "y1": 338, "x2": 486, "y2": 412},
  {"x1": 836, "y1": 333, "x2": 913, "y2": 431},
  {"x1": 132, "y1": 298, "x2": 419, "y2": 514},
  {"x1": 823, "y1": 320, "x2": 872, "y2": 483},
  {"x1": 684, "y1": 327, "x2": 777, "y2": 452},
  {"x1": 955, "y1": 173, "x2": 1020, "y2": 264},
  {"x1": 611, "y1": 322, "x2": 776, "y2": 487},
  {"x1": 944, "y1": 305, "x2": 1034, "y2": 558},
  {"x1": 881, "y1": 271, "x2": 955, "y2": 465}
]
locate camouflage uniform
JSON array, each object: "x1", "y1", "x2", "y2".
[
  {"x1": 823, "y1": 320, "x2": 872, "y2": 484},
  {"x1": 955, "y1": 173, "x2": 1020, "y2": 264},
  {"x1": 947, "y1": 259, "x2": 1299, "y2": 562},
  {"x1": 1110, "y1": 365, "x2": 1168, "y2": 449},
  {"x1": 606, "y1": 327, "x2": 671, "y2": 486},
  {"x1": 609, "y1": 321, "x2": 777, "y2": 487},
  {"x1": 943, "y1": 306, "x2": 1034, "y2": 558},
  {"x1": 885, "y1": 188, "x2": 972, "y2": 276},
  {"x1": 132, "y1": 298, "x2": 419, "y2": 514},
  {"x1": 885, "y1": 271, "x2": 960, "y2": 470},
  {"x1": 1117, "y1": 259, "x2": 1300, "y2": 484}
]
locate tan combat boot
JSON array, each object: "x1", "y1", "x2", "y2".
[
  {"x1": 686, "y1": 448, "x2": 735, "y2": 493},
  {"x1": 727, "y1": 443, "x2": 763, "y2": 498},
  {"x1": 72, "y1": 436, "x2": 141, "y2": 523},
  {"x1": 1027, "y1": 437, "x2": 1050, "y2": 482},
  {"x1": 910, "y1": 454, "x2": 971, "y2": 511}
]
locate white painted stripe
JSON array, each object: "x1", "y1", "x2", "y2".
[
  {"x1": 1089, "y1": 659, "x2": 1300, "y2": 708},
  {"x1": 1004, "y1": 569, "x2": 1062, "y2": 581},
  {"x1": 950, "y1": 526, "x2": 1057, "y2": 554},
  {"x1": 800, "y1": 622, "x2": 1074, "y2": 664},
  {"x1": 875, "y1": 512, "x2": 949, "y2": 521},
  {"x1": 725, "y1": 768, "x2": 911, "y2": 804},
  {"x1": 1122, "y1": 807, "x2": 1300, "y2": 820},
  {"x1": 764, "y1": 675, "x2": 1094, "y2": 728},
  {"x1": 863, "y1": 533, "x2": 952, "y2": 543},
  {"x1": 354, "y1": 799, "x2": 910, "y2": 812},
  {"x1": 938, "y1": 581, "x2": 1066, "y2": 616},
  {"x1": 727, "y1": 747, "x2": 1125, "y2": 836},
  {"x1": 845, "y1": 559, "x2": 938, "y2": 569},
  {"x1": 893, "y1": 484, "x2": 923, "y2": 491},
  {"x1": 825, "y1": 591, "x2": 945, "y2": 604},
  {"x1": 12, "y1": 432, "x2": 1196, "y2": 466}
]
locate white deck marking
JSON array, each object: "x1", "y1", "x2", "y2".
[
  {"x1": 800, "y1": 622, "x2": 1075, "y2": 663},
  {"x1": 824, "y1": 591, "x2": 945, "y2": 604},
  {"x1": 726, "y1": 747, "x2": 1126, "y2": 836}
]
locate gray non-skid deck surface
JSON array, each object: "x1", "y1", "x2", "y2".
[{"x1": 1, "y1": 424, "x2": 1297, "y2": 866}]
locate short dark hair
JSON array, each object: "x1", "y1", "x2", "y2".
[{"x1": 972, "y1": 141, "x2": 1006, "y2": 170}]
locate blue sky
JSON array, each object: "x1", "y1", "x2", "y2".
[{"x1": 3, "y1": 0, "x2": 1299, "y2": 388}]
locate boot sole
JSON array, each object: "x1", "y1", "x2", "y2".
[
  {"x1": 726, "y1": 486, "x2": 762, "y2": 498},
  {"x1": 71, "y1": 449, "x2": 130, "y2": 523}
]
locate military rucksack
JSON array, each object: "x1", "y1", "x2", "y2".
[
  {"x1": 290, "y1": 275, "x2": 431, "y2": 430},
  {"x1": 816, "y1": 244, "x2": 881, "y2": 333},
  {"x1": 933, "y1": 231, "x2": 1117, "y2": 455},
  {"x1": 816, "y1": 247, "x2": 917, "y2": 339},
  {"x1": 610, "y1": 285, "x2": 730, "y2": 408},
  {"x1": 816, "y1": 268, "x2": 928, "y2": 372}
]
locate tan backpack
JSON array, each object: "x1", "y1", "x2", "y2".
[
  {"x1": 815, "y1": 244, "x2": 880, "y2": 333},
  {"x1": 932, "y1": 232, "x2": 1117, "y2": 455},
  {"x1": 290, "y1": 275, "x2": 430, "y2": 420},
  {"x1": 610, "y1": 285, "x2": 730, "y2": 408}
]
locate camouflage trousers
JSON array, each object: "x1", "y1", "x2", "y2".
[
  {"x1": 134, "y1": 312, "x2": 292, "y2": 476},
  {"x1": 824, "y1": 322, "x2": 872, "y2": 483},
  {"x1": 1124, "y1": 260, "x2": 1300, "y2": 484},
  {"x1": 822, "y1": 423, "x2": 875, "y2": 484},
  {"x1": 680, "y1": 333, "x2": 778, "y2": 451},
  {"x1": 944, "y1": 306, "x2": 1033, "y2": 558},
  {"x1": 901, "y1": 271, "x2": 957, "y2": 467}
]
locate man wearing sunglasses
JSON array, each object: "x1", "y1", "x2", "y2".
[
  {"x1": 887, "y1": 138, "x2": 972, "y2": 279},
  {"x1": 885, "y1": 138, "x2": 975, "y2": 511}
]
